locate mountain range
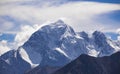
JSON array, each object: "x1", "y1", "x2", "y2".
[{"x1": 0, "y1": 20, "x2": 120, "y2": 74}]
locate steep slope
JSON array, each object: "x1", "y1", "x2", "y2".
[
  {"x1": 22, "y1": 20, "x2": 120, "y2": 66},
  {"x1": 0, "y1": 20, "x2": 120, "y2": 74},
  {"x1": 21, "y1": 20, "x2": 87, "y2": 66},
  {"x1": 23, "y1": 20, "x2": 88, "y2": 74},
  {"x1": 23, "y1": 20, "x2": 119, "y2": 74},
  {"x1": 0, "y1": 50, "x2": 31, "y2": 74},
  {"x1": 92, "y1": 31, "x2": 116, "y2": 56},
  {"x1": 77, "y1": 31, "x2": 119, "y2": 57},
  {"x1": 53, "y1": 52, "x2": 120, "y2": 74}
]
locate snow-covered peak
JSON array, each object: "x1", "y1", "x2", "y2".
[
  {"x1": 21, "y1": 20, "x2": 76, "y2": 66},
  {"x1": 31, "y1": 20, "x2": 76, "y2": 42},
  {"x1": 93, "y1": 31, "x2": 106, "y2": 39},
  {"x1": 39, "y1": 20, "x2": 67, "y2": 32},
  {"x1": 1, "y1": 20, "x2": 120, "y2": 74},
  {"x1": 12, "y1": 20, "x2": 120, "y2": 67},
  {"x1": 54, "y1": 19, "x2": 65, "y2": 24},
  {"x1": 78, "y1": 31, "x2": 89, "y2": 41},
  {"x1": 92, "y1": 31, "x2": 107, "y2": 47}
]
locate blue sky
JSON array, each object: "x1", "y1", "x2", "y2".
[{"x1": 0, "y1": 0, "x2": 120, "y2": 49}]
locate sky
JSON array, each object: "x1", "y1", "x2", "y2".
[{"x1": 0, "y1": 0, "x2": 120, "y2": 50}]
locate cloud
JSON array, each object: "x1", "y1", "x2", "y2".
[
  {"x1": 0, "y1": 22, "x2": 15, "y2": 32},
  {"x1": 14, "y1": 24, "x2": 41, "y2": 46},
  {"x1": 118, "y1": 36, "x2": 120, "y2": 41},
  {"x1": 116, "y1": 28, "x2": 120, "y2": 41},
  {"x1": 116, "y1": 28, "x2": 120, "y2": 34},
  {"x1": 0, "y1": 17, "x2": 15, "y2": 33},
  {"x1": 0, "y1": 40, "x2": 10, "y2": 56},
  {"x1": 0, "y1": 0, "x2": 67, "y2": 6},
  {"x1": 0, "y1": 1, "x2": 120, "y2": 33},
  {"x1": 14, "y1": 20, "x2": 60, "y2": 47},
  {"x1": 0, "y1": 0, "x2": 33, "y2": 3}
]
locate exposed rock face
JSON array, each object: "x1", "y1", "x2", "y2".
[
  {"x1": 26, "y1": 66, "x2": 60, "y2": 74},
  {"x1": 22, "y1": 20, "x2": 119, "y2": 67},
  {"x1": 0, "y1": 50, "x2": 31, "y2": 74},
  {"x1": 53, "y1": 52, "x2": 120, "y2": 74},
  {"x1": 23, "y1": 20, "x2": 120, "y2": 74}
]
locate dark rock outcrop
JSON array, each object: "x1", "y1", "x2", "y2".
[
  {"x1": 0, "y1": 50, "x2": 31, "y2": 74},
  {"x1": 53, "y1": 52, "x2": 120, "y2": 74}
]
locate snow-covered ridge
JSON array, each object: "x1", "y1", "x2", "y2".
[
  {"x1": 1, "y1": 20, "x2": 120, "y2": 71},
  {"x1": 18, "y1": 20, "x2": 120, "y2": 66}
]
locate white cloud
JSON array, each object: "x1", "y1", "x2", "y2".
[
  {"x1": 0, "y1": 17, "x2": 15, "y2": 33},
  {"x1": 0, "y1": 40, "x2": 10, "y2": 56},
  {"x1": 0, "y1": 1, "x2": 120, "y2": 33},
  {"x1": 118, "y1": 36, "x2": 120, "y2": 41},
  {"x1": 14, "y1": 24, "x2": 41, "y2": 46},
  {"x1": 0, "y1": 0, "x2": 61, "y2": 3},
  {"x1": 14, "y1": 20, "x2": 58, "y2": 47},
  {"x1": 116, "y1": 28, "x2": 120, "y2": 34},
  {"x1": 0, "y1": 22, "x2": 14, "y2": 32},
  {"x1": 116, "y1": 28, "x2": 120, "y2": 41}
]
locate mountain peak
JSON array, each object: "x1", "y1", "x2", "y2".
[
  {"x1": 79, "y1": 31, "x2": 89, "y2": 41},
  {"x1": 37, "y1": 19, "x2": 76, "y2": 37},
  {"x1": 55, "y1": 19, "x2": 65, "y2": 24},
  {"x1": 93, "y1": 31, "x2": 105, "y2": 37},
  {"x1": 93, "y1": 31, "x2": 106, "y2": 41},
  {"x1": 51, "y1": 19, "x2": 67, "y2": 29},
  {"x1": 39, "y1": 20, "x2": 67, "y2": 31}
]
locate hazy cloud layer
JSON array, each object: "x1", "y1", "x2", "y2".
[
  {"x1": 0, "y1": 1, "x2": 120, "y2": 33},
  {"x1": 14, "y1": 24, "x2": 41, "y2": 46}
]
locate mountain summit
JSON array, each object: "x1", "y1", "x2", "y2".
[
  {"x1": 0, "y1": 20, "x2": 120, "y2": 74},
  {"x1": 21, "y1": 20, "x2": 77, "y2": 66},
  {"x1": 20, "y1": 20, "x2": 120, "y2": 66},
  {"x1": 22, "y1": 20, "x2": 119, "y2": 74}
]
